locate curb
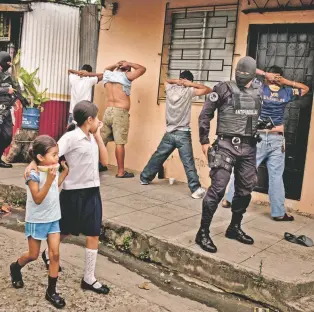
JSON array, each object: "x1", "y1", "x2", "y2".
[{"x1": 102, "y1": 220, "x2": 314, "y2": 312}]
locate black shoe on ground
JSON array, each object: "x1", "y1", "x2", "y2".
[
  {"x1": 10, "y1": 262, "x2": 24, "y2": 289},
  {"x1": 45, "y1": 290, "x2": 66, "y2": 309},
  {"x1": 273, "y1": 213, "x2": 294, "y2": 222},
  {"x1": 42, "y1": 250, "x2": 62, "y2": 272},
  {"x1": 225, "y1": 224, "x2": 254, "y2": 245},
  {"x1": 0, "y1": 160, "x2": 12, "y2": 168},
  {"x1": 195, "y1": 228, "x2": 217, "y2": 253},
  {"x1": 99, "y1": 164, "x2": 108, "y2": 172},
  {"x1": 81, "y1": 278, "x2": 110, "y2": 295}
]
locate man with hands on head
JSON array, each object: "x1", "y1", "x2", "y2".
[
  {"x1": 101, "y1": 60, "x2": 146, "y2": 178},
  {"x1": 140, "y1": 70, "x2": 212, "y2": 199}
]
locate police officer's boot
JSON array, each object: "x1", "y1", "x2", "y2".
[
  {"x1": 0, "y1": 160, "x2": 12, "y2": 168},
  {"x1": 225, "y1": 213, "x2": 254, "y2": 245},
  {"x1": 195, "y1": 227, "x2": 217, "y2": 253}
]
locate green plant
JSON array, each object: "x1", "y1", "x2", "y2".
[
  {"x1": 139, "y1": 250, "x2": 151, "y2": 262},
  {"x1": 12, "y1": 50, "x2": 50, "y2": 109},
  {"x1": 18, "y1": 67, "x2": 50, "y2": 109},
  {"x1": 122, "y1": 235, "x2": 132, "y2": 252}
]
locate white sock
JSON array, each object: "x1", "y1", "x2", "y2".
[{"x1": 84, "y1": 248, "x2": 102, "y2": 289}]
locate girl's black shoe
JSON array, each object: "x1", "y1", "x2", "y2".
[
  {"x1": 81, "y1": 278, "x2": 110, "y2": 295},
  {"x1": 10, "y1": 262, "x2": 24, "y2": 289},
  {"x1": 45, "y1": 290, "x2": 66, "y2": 309},
  {"x1": 42, "y1": 250, "x2": 62, "y2": 272}
]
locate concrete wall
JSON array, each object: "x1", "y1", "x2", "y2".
[{"x1": 95, "y1": 0, "x2": 314, "y2": 214}]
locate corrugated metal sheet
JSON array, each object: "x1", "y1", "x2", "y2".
[
  {"x1": 20, "y1": 2, "x2": 80, "y2": 101},
  {"x1": 80, "y1": 4, "x2": 99, "y2": 71},
  {"x1": 39, "y1": 100, "x2": 69, "y2": 140}
]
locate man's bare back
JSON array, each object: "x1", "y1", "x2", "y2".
[
  {"x1": 105, "y1": 82, "x2": 131, "y2": 111},
  {"x1": 104, "y1": 61, "x2": 146, "y2": 111},
  {"x1": 101, "y1": 61, "x2": 146, "y2": 178}
]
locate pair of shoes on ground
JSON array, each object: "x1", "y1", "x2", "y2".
[
  {"x1": 222, "y1": 200, "x2": 295, "y2": 222},
  {"x1": 10, "y1": 262, "x2": 65, "y2": 309},
  {"x1": 195, "y1": 224, "x2": 254, "y2": 253}
]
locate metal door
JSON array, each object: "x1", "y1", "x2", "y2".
[{"x1": 247, "y1": 24, "x2": 314, "y2": 200}]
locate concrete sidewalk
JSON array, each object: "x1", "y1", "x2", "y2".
[{"x1": 1, "y1": 164, "x2": 314, "y2": 312}]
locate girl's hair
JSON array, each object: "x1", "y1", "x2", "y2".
[
  {"x1": 67, "y1": 100, "x2": 99, "y2": 132},
  {"x1": 29, "y1": 135, "x2": 57, "y2": 164}
]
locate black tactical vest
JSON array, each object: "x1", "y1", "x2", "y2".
[
  {"x1": 216, "y1": 81, "x2": 261, "y2": 137},
  {"x1": 0, "y1": 72, "x2": 13, "y2": 106}
]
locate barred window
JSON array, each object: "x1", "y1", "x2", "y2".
[
  {"x1": 0, "y1": 13, "x2": 11, "y2": 42},
  {"x1": 158, "y1": 5, "x2": 238, "y2": 102}
]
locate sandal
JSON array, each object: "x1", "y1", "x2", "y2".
[
  {"x1": 116, "y1": 171, "x2": 134, "y2": 178},
  {"x1": 10, "y1": 263, "x2": 24, "y2": 289},
  {"x1": 273, "y1": 213, "x2": 294, "y2": 222},
  {"x1": 222, "y1": 200, "x2": 231, "y2": 208},
  {"x1": 284, "y1": 232, "x2": 313, "y2": 247}
]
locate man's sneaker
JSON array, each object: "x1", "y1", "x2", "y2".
[
  {"x1": 140, "y1": 179, "x2": 149, "y2": 185},
  {"x1": 191, "y1": 187, "x2": 206, "y2": 199}
]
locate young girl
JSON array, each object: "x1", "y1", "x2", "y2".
[
  {"x1": 27, "y1": 100, "x2": 109, "y2": 295},
  {"x1": 10, "y1": 135, "x2": 69, "y2": 309}
]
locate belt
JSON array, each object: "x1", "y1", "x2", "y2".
[
  {"x1": 217, "y1": 135, "x2": 254, "y2": 145},
  {"x1": 259, "y1": 131, "x2": 283, "y2": 136}
]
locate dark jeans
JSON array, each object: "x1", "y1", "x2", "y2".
[
  {"x1": 0, "y1": 113, "x2": 12, "y2": 157},
  {"x1": 140, "y1": 131, "x2": 201, "y2": 193},
  {"x1": 201, "y1": 137, "x2": 257, "y2": 228}
]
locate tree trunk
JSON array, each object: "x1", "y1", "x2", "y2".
[{"x1": 6, "y1": 129, "x2": 38, "y2": 163}]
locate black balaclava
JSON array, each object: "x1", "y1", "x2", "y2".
[
  {"x1": 235, "y1": 56, "x2": 256, "y2": 88},
  {"x1": 0, "y1": 51, "x2": 11, "y2": 72}
]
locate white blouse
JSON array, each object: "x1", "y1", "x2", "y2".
[{"x1": 58, "y1": 127, "x2": 100, "y2": 190}]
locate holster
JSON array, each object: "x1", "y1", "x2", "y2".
[
  {"x1": 0, "y1": 106, "x2": 11, "y2": 125},
  {"x1": 208, "y1": 144, "x2": 234, "y2": 172}
]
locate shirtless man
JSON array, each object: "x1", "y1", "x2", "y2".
[{"x1": 102, "y1": 61, "x2": 146, "y2": 178}]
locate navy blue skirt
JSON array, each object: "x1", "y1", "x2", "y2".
[{"x1": 59, "y1": 187, "x2": 102, "y2": 237}]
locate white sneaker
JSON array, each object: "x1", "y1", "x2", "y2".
[
  {"x1": 140, "y1": 179, "x2": 149, "y2": 185},
  {"x1": 191, "y1": 187, "x2": 206, "y2": 199}
]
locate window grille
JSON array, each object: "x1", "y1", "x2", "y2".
[{"x1": 158, "y1": 4, "x2": 239, "y2": 103}]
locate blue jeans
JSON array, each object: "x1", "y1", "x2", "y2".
[
  {"x1": 140, "y1": 131, "x2": 201, "y2": 193},
  {"x1": 225, "y1": 133, "x2": 286, "y2": 217}
]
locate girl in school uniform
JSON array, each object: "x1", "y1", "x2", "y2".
[
  {"x1": 26, "y1": 100, "x2": 109, "y2": 295},
  {"x1": 10, "y1": 135, "x2": 68, "y2": 309}
]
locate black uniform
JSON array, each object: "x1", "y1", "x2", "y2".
[
  {"x1": 0, "y1": 52, "x2": 15, "y2": 167},
  {"x1": 196, "y1": 56, "x2": 261, "y2": 253}
]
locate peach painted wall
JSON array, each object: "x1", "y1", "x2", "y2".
[
  {"x1": 95, "y1": 0, "x2": 314, "y2": 214},
  {"x1": 234, "y1": 3, "x2": 314, "y2": 214}
]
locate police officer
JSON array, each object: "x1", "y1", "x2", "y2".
[
  {"x1": 0, "y1": 51, "x2": 15, "y2": 168},
  {"x1": 196, "y1": 56, "x2": 275, "y2": 253}
]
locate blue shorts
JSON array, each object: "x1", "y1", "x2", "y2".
[{"x1": 25, "y1": 221, "x2": 60, "y2": 240}]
